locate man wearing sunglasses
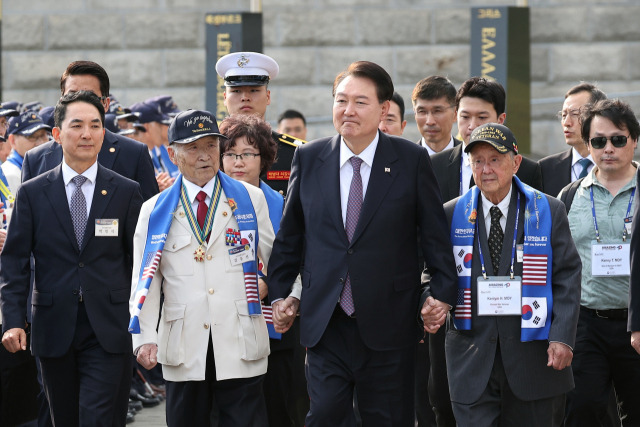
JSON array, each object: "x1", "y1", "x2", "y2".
[{"x1": 559, "y1": 99, "x2": 640, "y2": 426}]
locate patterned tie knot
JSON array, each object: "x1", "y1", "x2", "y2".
[
  {"x1": 490, "y1": 206, "x2": 502, "y2": 223},
  {"x1": 72, "y1": 175, "x2": 87, "y2": 188},
  {"x1": 196, "y1": 191, "x2": 207, "y2": 203},
  {"x1": 350, "y1": 156, "x2": 363, "y2": 173}
]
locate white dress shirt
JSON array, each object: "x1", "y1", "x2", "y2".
[
  {"x1": 421, "y1": 136, "x2": 454, "y2": 157},
  {"x1": 481, "y1": 184, "x2": 512, "y2": 234},
  {"x1": 339, "y1": 134, "x2": 379, "y2": 226},
  {"x1": 62, "y1": 160, "x2": 98, "y2": 215},
  {"x1": 570, "y1": 148, "x2": 594, "y2": 182},
  {"x1": 182, "y1": 176, "x2": 217, "y2": 213}
]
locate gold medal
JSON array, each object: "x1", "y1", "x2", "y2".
[{"x1": 194, "y1": 245, "x2": 206, "y2": 262}]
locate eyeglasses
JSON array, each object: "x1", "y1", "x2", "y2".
[
  {"x1": 221, "y1": 152, "x2": 260, "y2": 161},
  {"x1": 589, "y1": 135, "x2": 629, "y2": 149},
  {"x1": 557, "y1": 109, "x2": 581, "y2": 122}
]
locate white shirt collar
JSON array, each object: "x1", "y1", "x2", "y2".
[
  {"x1": 182, "y1": 175, "x2": 217, "y2": 204},
  {"x1": 481, "y1": 184, "x2": 513, "y2": 220},
  {"x1": 61, "y1": 160, "x2": 98, "y2": 186},
  {"x1": 571, "y1": 147, "x2": 593, "y2": 166},
  {"x1": 422, "y1": 136, "x2": 454, "y2": 156},
  {"x1": 339, "y1": 132, "x2": 379, "y2": 169}
]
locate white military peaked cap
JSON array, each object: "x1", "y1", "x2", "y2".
[{"x1": 215, "y1": 52, "x2": 279, "y2": 86}]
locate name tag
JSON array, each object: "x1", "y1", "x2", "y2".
[
  {"x1": 591, "y1": 241, "x2": 630, "y2": 276},
  {"x1": 228, "y1": 244, "x2": 255, "y2": 266},
  {"x1": 95, "y1": 219, "x2": 118, "y2": 237},
  {"x1": 477, "y1": 276, "x2": 522, "y2": 316},
  {"x1": 624, "y1": 217, "x2": 632, "y2": 235}
]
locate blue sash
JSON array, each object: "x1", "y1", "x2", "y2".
[
  {"x1": 129, "y1": 171, "x2": 261, "y2": 333},
  {"x1": 259, "y1": 180, "x2": 284, "y2": 339},
  {"x1": 450, "y1": 177, "x2": 553, "y2": 341},
  {"x1": 159, "y1": 145, "x2": 180, "y2": 178},
  {"x1": 5, "y1": 150, "x2": 23, "y2": 170}
]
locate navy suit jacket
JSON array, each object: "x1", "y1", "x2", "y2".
[
  {"x1": 629, "y1": 170, "x2": 640, "y2": 333},
  {"x1": 443, "y1": 185, "x2": 581, "y2": 403},
  {"x1": 22, "y1": 130, "x2": 158, "y2": 201},
  {"x1": 0, "y1": 164, "x2": 143, "y2": 357},
  {"x1": 267, "y1": 131, "x2": 458, "y2": 351},
  {"x1": 430, "y1": 143, "x2": 543, "y2": 203},
  {"x1": 539, "y1": 148, "x2": 572, "y2": 197}
]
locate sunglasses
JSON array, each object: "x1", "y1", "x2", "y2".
[{"x1": 589, "y1": 135, "x2": 629, "y2": 149}]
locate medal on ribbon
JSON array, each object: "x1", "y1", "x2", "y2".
[{"x1": 180, "y1": 180, "x2": 221, "y2": 261}]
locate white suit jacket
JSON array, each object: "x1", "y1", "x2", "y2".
[{"x1": 130, "y1": 180, "x2": 275, "y2": 381}]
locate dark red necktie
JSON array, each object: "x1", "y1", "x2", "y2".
[{"x1": 196, "y1": 191, "x2": 207, "y2": 229}]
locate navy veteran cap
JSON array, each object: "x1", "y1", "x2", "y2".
[
  {"x1": 109, "y1": 102, "x2": 138, "y2": 122},
  {"x1": 8, "y1": 111, "x2": 52, "y2": 136},
  {"x1": 147, "y1": 95, "x2": 180, "y2": 117},
  {"x1": 465, "y1": 123, "x2": 518, "y2": 155},
  {"x1": 129, "y1": 101, "x2": 171, "y2": 125},
  {"x1": 2, "y1": 101, "x2": 22, "y2": 113},
  {"x1": 168, "y1": 109, "x2": 226, "y2": 145},
  {"x1": 22, "y1": 101, "x2": 44, "y2": 114},
  {"x1": 119, "y1": 123, "x2": 146, "y2": 136},
  {"x1": 215, "y1": 52, "x2": 279, "y2": 87},
  {"x1": 104, "y1": 114, "x2": 121, "y2": 134},
  {"x1": 38, "y1": 106, "x2": 55, "y2": 128},
  {"x1": 0, "y1": 103, "x2": 19, "y2": 118}
]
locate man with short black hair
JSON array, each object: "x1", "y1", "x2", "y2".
[
  {"x1": 379, "y1": 91, "x2": 407, "y2": 136},
  {"x1": 412, "y1": 76, "x2": 460, "y2": 155},
  {"x1": 22, "y1": 60, "x2": 158, "y2": 201},
  {"x1": 1, "y1": 90, "x2": 143, "y2": 426},
  {"x1": 560, "y1": 98, "x2": 640, "y2": 426},
  {"x1": 540, "y1": 82, "x2": 607, "y2": 197},
  {"x1": 268, "y1": 60, "x2": 457, "y2": 426},
  {"x1": 277, "y1": 109, "x2": 308, "y2": 141}
]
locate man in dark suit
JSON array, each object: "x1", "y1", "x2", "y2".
[
  {"x1": 412, "y1": 76, "x2": 461, "y2": 155},
  {"x1": 1, "y1": 91, "x2": 143, "y2": 426},
  {"x1": 22, "y1": 60, "x2": 158, "y2": 201},
  {"x1": 630, "y1": 170, "x2": 640, "y2": 356},
  {"x1": 431, "y1": 77, "x2": 543, "y2": 203},
  {"x1": 425, "y1": 123, "x2": 581, "y2": 426},
  {"x1": 267, "y1": 61, "x2": 458, "y2": 426},
  {"x1": 539, "y1": 83, "x2": 606, "y2": 197}
]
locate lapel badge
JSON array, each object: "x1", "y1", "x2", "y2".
[
  {"x1": 227, "y1": 198, "x2": 237, "y2": 212},
  {"x1": 109, "y1": 147, "x2": 115, "y2": 153},
  {"x1": 101, "y1": 190, "x2": 107, "y2": 195},
  {"x1": 384, "y1": 167, "x2": 390, "y2": 173},
  {"x1": 222, "y1": 211, "x2": 228, "y2": 217},
  {"x1": 179, "y1": 210, "x2": 185, "y2": 218}
]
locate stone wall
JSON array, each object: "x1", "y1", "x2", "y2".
[{"x1": 3, "y1": 0, "x2": 640, "y2": 158}]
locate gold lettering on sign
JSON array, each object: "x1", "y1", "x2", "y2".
[
  {"x1": 206, "y1": 14, "x2": 242, "y2": 26},
  {"x1": 477, "y1": 9, "x2": 501, "y2": 19},
  {"x1": 481, "y1": 27, "x2": 496, "y2": 79},
  {"x1": 216, "y1": 33, "x2": 232, "y2": 120}
]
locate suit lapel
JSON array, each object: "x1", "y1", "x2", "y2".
[
  {"x1": 561, "y1": 149, "x2": 573, "y2": 182},
  {"x1": 82, "y1": 165, "x2": 115, "y2": 251},
  {"x1": 43, "y1": 166, "x2": 79, "y2": 252},
  {"x1": 209, "y1": 191, "x2": 233, "y2": 247},
  {"x1": 44, "y1": 143, "x2": 63, "y2": 172},
  {"x1": 97, "y1": 130, "x2": 118, "y2": 170},
  {"x1": 447, "y1": 145, "x2": 462, "y2": 200},
  {"x1": 317, "y1": 135, "x2": 348, "y2": 243},
  {"x1": 350, "y1": 132, "x2": 398, "y2": 245}
]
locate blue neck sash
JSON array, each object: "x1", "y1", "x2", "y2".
[
  {"x1": 450, "y1": 176, "x2": 553, "y2": 341},
  {"x1": 129, "y1": 171, "x2": 262, "y2": 334},
  {"x1": 159, "y1": 145, "x2": 180, "y2": 178},
  {"x1": 259, "y1": 180, "x2": 284, "y2": 339},
  {"x1": 5, "y1": 150, "x2": 23, "y2": 170}
]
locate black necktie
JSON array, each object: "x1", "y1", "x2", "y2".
[{"x1": 488, "y1": 206, "x2": 503, "y2": 276}]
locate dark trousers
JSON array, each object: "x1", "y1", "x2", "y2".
[
  {"x1": 428, "y1": 325, "x2": 456, "y2": 427},
  {"x1": 565, "y1": 307, "x2": 640, "y2": 427},
  {"x1": 38, "y1": 303, "x2": 132, "y2": 427},
  {"x1": 305, "y1": 309, "x2": 415, "y2": 427},
  {"x1": 414, "y1": 339, "x2": 436, "y2": 426},
  {"x1": 165, "y1": 337, "x2": 267, "y2": 427},
  {"x1": 452, "y1": 345, "x2": 565, "y2": 427},
  {"x1": 263, "y1": 344, "x2": 296, "y2": 427},
  {"x1": 0, "y1": 330, "x2": 39, "y2": 426}
]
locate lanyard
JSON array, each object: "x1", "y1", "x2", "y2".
[
  {"x1": 459, "y1": 155, "x2": 463, "y2": 196},
  {"x1": 589, "y1": 186, "x2": 635, "y2": 242},
  {"x1": 477, "y1": 192, "x2": 520, "y2": 279}
]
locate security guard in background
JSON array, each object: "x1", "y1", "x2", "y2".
[{"x1": 216, "y1": 51, "x2": 305, "y2": 195}]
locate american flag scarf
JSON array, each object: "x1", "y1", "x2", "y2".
[
  {"x1": 450, "y1": 176, "x2": 553, "y2": 341},
  {"x1": 128, "y1": 172, "x2": 261, "y2": 334}
]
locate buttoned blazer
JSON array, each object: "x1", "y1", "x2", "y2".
[
  {"x1": 130, "y1": 180, "x2": 275, "y2": 382},
  {"x1": 431, "y1": 144, "x2": 544, "y2": 203},
  {"x1": 443, "y1": 185, "x2": 582, "y2": 403},
  {"x1": 22, "y1": 130, "x2": 159, "y2": 201},
  {"x1": 539, "y1": 148, "x2": 573, "y2": 197},
  {"x1": 267, "y1": 131, "x2": 458, "y2": 351},
  {"x1": 0, "y1": 164, "x2": 143, "y2": 357}
]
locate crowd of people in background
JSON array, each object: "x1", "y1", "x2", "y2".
[{"x1": 0, "y1": 52, "x2": 637, "y2": 427}]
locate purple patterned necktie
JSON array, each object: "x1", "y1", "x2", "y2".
[
  {"x1": 340, "y1": 156, "x2": 363, "y2": 315},
  {"x1": 70, "y1": 175, "x2": 88, "y2": 248}
]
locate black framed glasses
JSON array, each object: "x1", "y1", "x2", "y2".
[
  {"x1": 221, "y1": 152, "x2": 261, "y2": 161},
  {"x1": 589, "y1": 135, "x2": 629, "y2": 149}
]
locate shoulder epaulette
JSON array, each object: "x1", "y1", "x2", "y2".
[{"x1": 278, "y1": 133, "x2": 306, "y2": 147}]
